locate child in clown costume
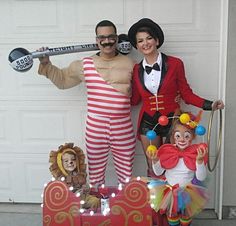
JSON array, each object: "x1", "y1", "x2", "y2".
[{"x1": 147, "y1": 113, "x2": 209, "y2": 226}]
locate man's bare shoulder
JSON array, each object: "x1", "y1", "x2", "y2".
[
  {"x1": 116, "y1": 53, "x2": 135, "y2": 66},
  {"x1": 91, "y1": 53, "x2": 134, "y2": 67}
]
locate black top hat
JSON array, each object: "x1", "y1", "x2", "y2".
[{"x1": 128, "y1": 18, "x2": 164, "y2": 49}]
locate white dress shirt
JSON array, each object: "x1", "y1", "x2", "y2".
[{"x1": 142, "y1": 53, "x2": 162, "y2": 94}]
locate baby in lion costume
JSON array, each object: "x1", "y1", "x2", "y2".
[{"x1": 49, "y1": 143, "x2": 100, "y2": 211}]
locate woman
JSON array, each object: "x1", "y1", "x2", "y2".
[{"x1": 128, "y1": 18, "x2": 224, "y2": 177}]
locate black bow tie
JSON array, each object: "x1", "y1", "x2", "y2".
[{"x1": 145, "y1": 63, "x2": 160, "y2": 74}]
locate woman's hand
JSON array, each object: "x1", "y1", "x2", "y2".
[
  {"x1": 175, "y1": 91, "x2": 181, "y2": 104},
  {"x1": 212, "y1": 100, "x2": 224, "y2": 110}
]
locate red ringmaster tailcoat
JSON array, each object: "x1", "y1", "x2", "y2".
[{"x1": 131, "y1": 53, "x2": 212, "y2": 135}]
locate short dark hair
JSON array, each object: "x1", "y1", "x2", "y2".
[
  {"x1": 95, "y1": 20, "x2": 117, "y2": 34},
  {"x1": 135, "y1": 26, "x2": 157, "y2": 44}
]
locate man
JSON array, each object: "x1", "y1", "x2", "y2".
[{"x1": 38, "y1": 20, "x2": 136, "y2": 187}]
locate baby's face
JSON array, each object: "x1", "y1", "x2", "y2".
[
  {"x1": 173, "y1": 124, "x2": 194, "y2": 150},
  {"x1": 62, "y1": 153, "x2": 76, "y2": 172}
]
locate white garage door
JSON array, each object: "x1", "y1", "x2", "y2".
[{"x1": 0, "y1": 0, "x2": 225, "y2": 214}]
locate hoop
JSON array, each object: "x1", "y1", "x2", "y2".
[{"x1": 207, "y1": 109, "x2": 223, "y2": 172}]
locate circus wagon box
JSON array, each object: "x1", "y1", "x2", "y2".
[
  {"x1": 42, "y1": 179, "x2": 153, "y2": 226},
  {"x1": 42, "y1": 143, "x2": 155, "y2": 226}
]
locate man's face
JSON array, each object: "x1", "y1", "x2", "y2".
[
  {"x1": 62, "y1": 152, "x2": 77, "y2": 172},
  {"x1": 96, "y1": 26, "x2": 117, "y2": 56}
]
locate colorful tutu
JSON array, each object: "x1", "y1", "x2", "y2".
[{"x1": 148, "y1": 179, "x2": 209, "y2": 218}]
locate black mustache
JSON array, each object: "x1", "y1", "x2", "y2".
[{"x1": 100, "y1": 42, "x2": 115, "y2": 48}]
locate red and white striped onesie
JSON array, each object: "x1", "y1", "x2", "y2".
[{"x1": 83, "y1": 57, "x2": 136, "y2": 187}]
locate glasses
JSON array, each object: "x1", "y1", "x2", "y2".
[{"x1": 96, "y1": 34, "x2": 117, "y2": 41}]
